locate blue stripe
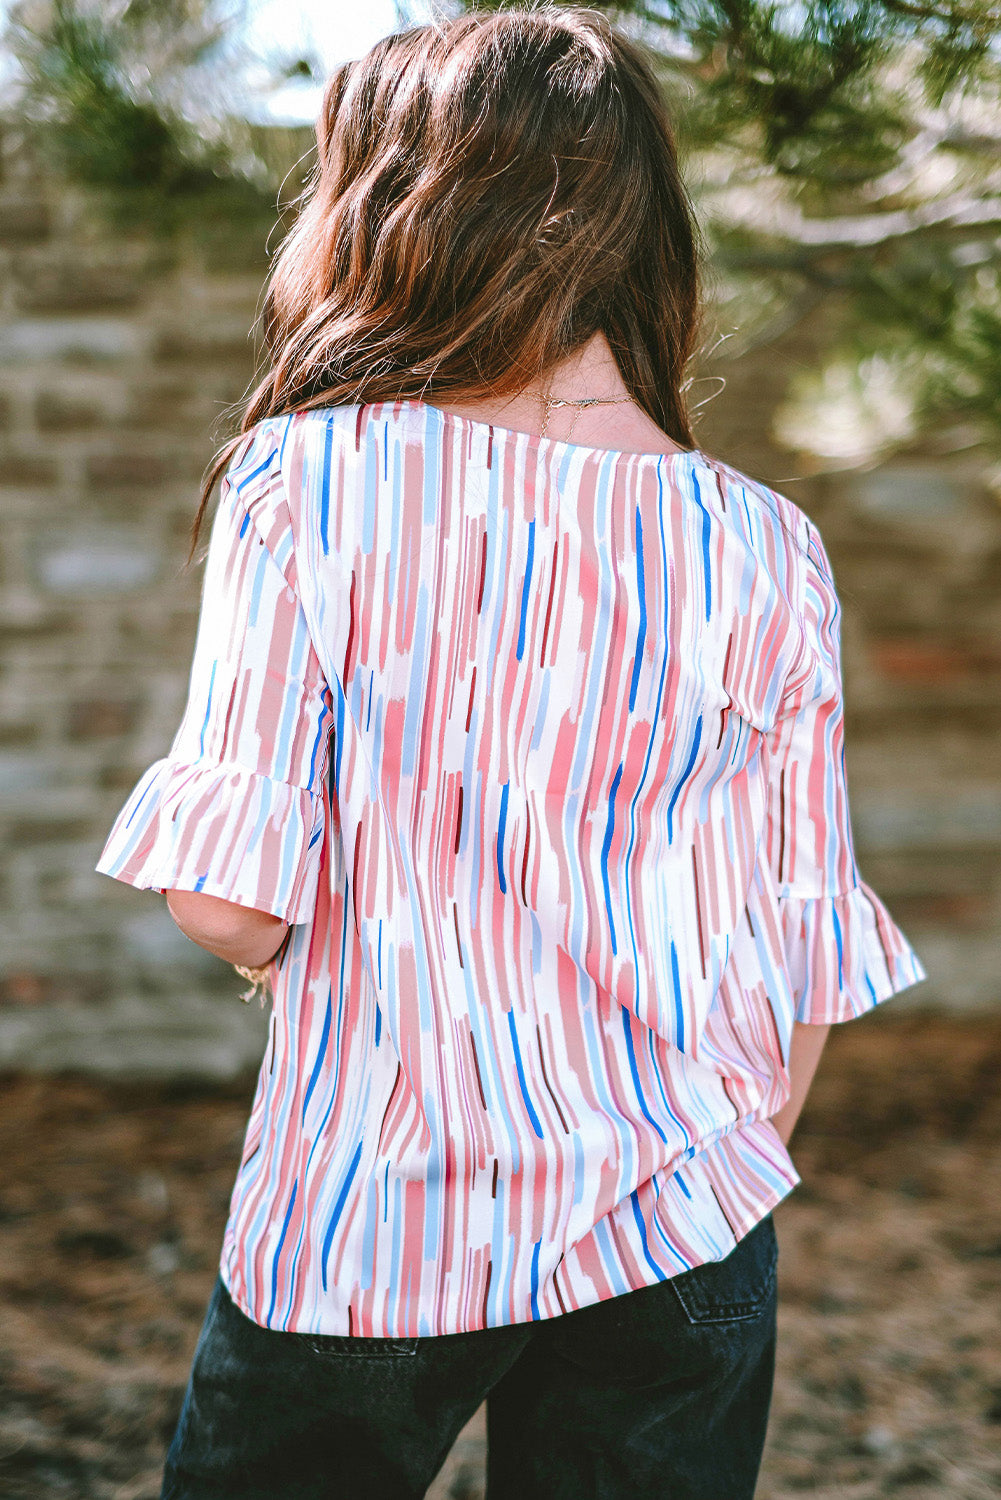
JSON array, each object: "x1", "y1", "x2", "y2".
[
  {"x1": 332, "y1": 677, "x2": 345, "y2": 794},
  {"x1": 497, "y1": 781, "x2": 510, "y2": 894},
  {"x1": 320, "y1": 1139, "x2": 364, "y2": 1292},
  {"x1": 691, "y1": 470, "x2": 712, "y2": 621},
  {"x1": 666, "y1": 715, "x2": 703, "y2": 842},
  {"x1": 306, "y1": 702, "x2": 329, "y2": 788},
  {"x1": 198, "y1": 661, "x2": 217, "y2": 756},
  {"x1": 600, "y1": 763, "x2": 623, "y2": 956},
  {"x1": 629, "y1": 1189, "x2": 668, "y2": 1281},
  {"x1": 530, "y1": 1238, "x2": 542, "y2": 1319},
  {"x1": 296, "y1": 878, "x2": 353, "y2": 1230},
  {"x1": 124, "y1": 772, "x2": 157, "y2": 829},
  {"x1": 232, "y1": 450, "x2": 276, "y2": 495},
  {"x1": 515, "y1": 520, "x2": 535, "y2": 661},
  {"x1": 247, "y1": 540, "x2": 269, "y2": 629},
  {"x1": 238, "y1": 509, "x2": 250, "y2": 539},
  {"x1": 319, "y1": 417, "x2": 333, "y2": 555},
  {"x1": 621, "y1": 1008, "x2": 668, "y2": 1144},
  {"x1": 266, "y1": 1180, "x2": 298, "y2": 1324},
  {"x1": 301, "y1": 994, "x2": 333, "y2": 1123},
  {"x1": 507, "y1": 1008, "x2": 544, "y2": 1139},
  {"x1": 629, "y1": 507, "x2": 646, "y2": 710},
  {"x1": 671, "y1": 939, "x2": 685, "y2": 1050},
  {"x1": 644, "y1": 1028, "x2": 691, "y2": 1147}
]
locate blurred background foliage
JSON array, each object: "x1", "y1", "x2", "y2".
[
  {"x1": 3, "y1": 0, "x2": 1000, "y2": 469},
  {"x1": 3, "y1": 0, "x2": 315, "y2": 231}
]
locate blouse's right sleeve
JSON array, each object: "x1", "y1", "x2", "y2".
[
  {"x1": 95, "y1": 428, "x2": 334, "y2": 926},
  {"x1": 763, "y1": 521, "x2": 926, "y2": 1024}
]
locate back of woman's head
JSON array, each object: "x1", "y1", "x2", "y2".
[{"x1": 194, "y1": 6, "x2": 701, "y2": 546}]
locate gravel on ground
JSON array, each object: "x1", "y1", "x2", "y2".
[{"x1": 0, "y1": 1010, "x2": 999, "y2": 1499}]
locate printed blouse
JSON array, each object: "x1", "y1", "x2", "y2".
[{"x1": 97, "y1": 400, "x2": 926, "y2": 1336}]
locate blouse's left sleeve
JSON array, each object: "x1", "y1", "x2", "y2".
[
  {"x1": 95, "y1": 431, "x2": 334, "y2": 924},
  {"x1": 764, "y1": 520, "x2": 927, "y2": 1024}
]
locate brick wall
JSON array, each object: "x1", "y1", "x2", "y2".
[{"x1": 1, "y1": 117, "x2": 998, "y2": 1075}]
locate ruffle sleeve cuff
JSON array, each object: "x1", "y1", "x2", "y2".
[
  {"x1": 779, "y1": 882, "x2": 927, "y2": 1025},
  {"x1": 95, "y1": 757, "x2": 326, "y2": 925}
]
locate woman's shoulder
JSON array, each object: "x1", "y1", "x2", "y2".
[
  {"x1": 220, "y1": 415, "x2": 316, "y2": 589},
  {"x1": 690, "y1": 448, "x2": 818, "y2": 564}
]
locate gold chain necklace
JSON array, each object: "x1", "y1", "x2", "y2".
[{"x1": 539, "y1": 393, "x2": 633, "y2": 443}]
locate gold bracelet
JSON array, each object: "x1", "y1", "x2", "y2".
[
  {"x1": 233, "y1": 963, "x2": 271, "y2": 1006},
  {"x1": 233, "y1": 925, "x2": 292, "y2": 1005}
]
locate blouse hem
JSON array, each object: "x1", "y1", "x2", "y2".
[
  {"x1": 94, "y1": 756, "x2": 325, "y2": 926},
  {"x1": 779, "y1": 882, "x2": 927, "y2": 1027}
]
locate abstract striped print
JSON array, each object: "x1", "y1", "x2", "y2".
[{"x1": 97, "y1": 400, "x2": 924, "y2": 1336}]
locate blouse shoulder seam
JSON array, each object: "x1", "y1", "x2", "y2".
[
  {"x1": 697, "y1": 454, "x2": 817, "y2": 706},
  {"x1": 696, "y1": 453, "x2": 813, "y2": 563},
  {"x1": 227, "y1": 421, "x2": 302, "y2": 597}
]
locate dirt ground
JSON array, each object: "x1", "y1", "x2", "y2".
[{"x1": 1, "y1": 1009, "x2": 999, "y2": 1500}]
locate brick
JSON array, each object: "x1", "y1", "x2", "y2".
[
  {"x1": 0, "y1": 969, "x2": 108, "y2": 1007},
  {"x1": 870, "y1": 638, "x2": 1000, "y2": 685},
  {"x1": 889, "y1": 894, "x2": 993, "y2": 931},
  {"x1": 119, "y1": 607, "x2": 199, "y2": 654},
  {"x1": 0, "y1": 723, "x2": 36, "y2": 748},
  {"x1": 85, "y1": 449, "x2": 178, "y2": 488},
  {"x1": 34, "y1": 390, "x2": 108, "y2": 430},
  {"x1": 851, "y1": 465, "x2": 966, "y2": 521},
  {"x1": 0, "y1": 750, "x2": 55, "y2": 792},
  {"x1": 67, "y1": 696, "x2": 142, "y2": 740},
  {"x1": 853, "y1": 790, "x2": 1001, "y2": 851},
  {"x1": 5, "y1": 816, "x2": 94, "y2": 844},
  {"x1": 0, "y1": 451, "x2": 60, "y2": 485},
  {"x1": 120, "y1": 381, "x2": 201, "y2": 433},
  {"x1": 153, "y1": 324, "x2": 256, "y2": 366},
  {"x1": 35, "y1": 528, "x2": 160, "y2": 594},
  {"x1": 196, "y1": 224, "x2": 273, "y2": 275},
  {"x1": 0, "y1": 197, "x2": 52, "y2": 246},
  {"x1": 0, "y1": 318, "x2": 146, "y2": 364},
  {"x1": 98, "y1": 761, "x2": 150, "y2": 792},
  {"x1": 18, "y1": 261, "x2": 143, "y2": 315},
  {"x1": 0, "y1": 970, "x2": 50, "y2": 1005},
  {"x1": 849, "y1": 700, "x2": 1001, "y2": 736},
  {"x1": 0, "y1": 609, "x2": 74, "y2": 642}
]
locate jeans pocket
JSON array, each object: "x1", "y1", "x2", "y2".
[
  {"x1": 669, "y1": 1214, "x2": 778, "y2": 1325},
  {"x1": 298, "y1": 1333, "x2": 419, "y2": 1358}
]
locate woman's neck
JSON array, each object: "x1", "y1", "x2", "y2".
[{"x1": 428, "y1": 333, "x2": 685, "y2": 455}]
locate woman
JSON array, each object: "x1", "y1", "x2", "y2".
[{"x1": 96, "y1": 9, "x2": 925, "y2": 1498}]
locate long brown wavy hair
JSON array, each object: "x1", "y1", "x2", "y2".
[{"x1": 190, "y1": 5, "x2": 702, "y2": 553}]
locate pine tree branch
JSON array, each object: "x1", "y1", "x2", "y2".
[
  {"x1": 718, "y1": 190, "x2": 1001, "y2": 251},
  {"x1": 879, "y1": 0, "x2": 1001, "y2": 25}
]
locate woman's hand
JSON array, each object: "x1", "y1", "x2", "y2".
[{"x1": 165, "y1": 889, "x2": 290, "y2": 970}]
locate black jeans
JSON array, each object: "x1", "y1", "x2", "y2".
[{"x1": 162, "y1": 1213, "x2": 778, "y2": 1500}]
